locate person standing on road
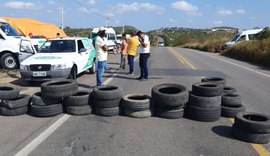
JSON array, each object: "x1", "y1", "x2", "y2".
[
  {"x1": 126, "y1": 31, "x2": 139, "y2": 75},
  {"x1": 136, "y1": 31, "x2": 150, "y2": 81},
  {"x1": 119, "y1": 33, "x2": 128, "y2": 69},
  {"x1": 95, "y1": 27, "x2": 108, "y2": 86}
]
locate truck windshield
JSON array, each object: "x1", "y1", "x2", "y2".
[
  {"x1": 39, "y1": 40, "x2": 76, "y2": 53},
  {"x1": 231, "y1": 35, "x2": 240, "y2": 42},
  {"x1": 0, "y1": 22, "x2": 21, "y2": 36},
  {"x1": 107, "y1": 33, "x2": 116, "y2": 40}
]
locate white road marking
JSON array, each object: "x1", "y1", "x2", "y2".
[{"x1": 14, "y1": 56, "x2": 141, "y2": 156}]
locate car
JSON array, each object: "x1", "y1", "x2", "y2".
[
  {"x1": 20, "y1": 37, "x2": 96, "y2": 84},
  {"x1": 158, "y1": 42, "x2": 164, "y2": 47},
  {"x1": 91, "y1": 27, "x2": 117, "y2": 52}
]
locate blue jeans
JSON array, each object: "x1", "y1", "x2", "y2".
[
  {"x1": 120, "y1": 54, "x2": 126, "y2": 68},
  {"x1": 96, "y1": 61, "x2": 106, "y2": 86},
  {"x1": 139, "y1": 53, "x2": 150, "y2": 79},
  {"x1": 128, "y1": 55, "x2": 135, "y2": 73}
]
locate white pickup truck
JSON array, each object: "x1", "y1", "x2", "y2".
[{"x1": 20, "y1": 37, "x2": 96, "y2": 84}]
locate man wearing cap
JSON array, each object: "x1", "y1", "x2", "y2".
[
  {"x1": 137, "y1": 31, "x2": 150, "y2": 81},
  {"x1": 126, "y1": 31, "x2": 139, "y2": 75},
  {"x1": 95, "y1": 27, "x2": 108, "y2": 86}
]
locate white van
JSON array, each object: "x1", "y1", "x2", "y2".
[
  {"x1": 20, "y1": 37, "x2": 96, "y2": 84},
  {"x1": 91, "y1": 27, "x2": 117, "y2": 52},
  {"x1": 224, "y1": 29, "x2": 263, "y2": 49},
  {"x1": 0, "y1": 18, "x2": 44, "y2": 69}
]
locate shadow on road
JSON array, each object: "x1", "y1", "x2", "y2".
[{"x1": 212, "y1": 125, "x2": 234, "y2": 140}]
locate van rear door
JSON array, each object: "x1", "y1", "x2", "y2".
[{"x1": 19, "y1": 39, "x2": 36, "y2": 62}]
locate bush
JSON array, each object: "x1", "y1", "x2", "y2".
[{"x1": 255, "y1": 27, "x2": 270, "y2": 40}]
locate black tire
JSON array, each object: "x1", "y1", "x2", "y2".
[
  {"x1": 66, "y1": 105, "x2": 92, "y2": 116},
  {"x1": 223, "y1": 87, "x2": 237, "y2": 94},
  {"x1": 89, "y1": 60, "x2": 96, "y2": 74},
  {"x1": 234, "y1": 112, "x2": 270, "y2": 134},
  {"x1": 188, "y1": 94, "x2": 221, "y2": 108},
  {"x1": 63, "y1": 90, "x2": 90, "y2": 106},
  {"x1": 222, "y1": 94, "x2": 241, "y2": 106},
  {"x1": 94, "y1": 98, "x2": 121, "y2": 108},
  {"x1": 68, "y1": 66, "x2": 77, "y2": 80},
  {"x1": 1, "y1": 94, "x2": 31, "y2": 109},
  {"x1": 95, "y1": 107, "x2": 119, "y2": 117},
  {"x1": 93, "y1": 85, "x2": 123, "y2": 101},
  {"x1": 122, "y1": 94, "x2": 151, "y2": 111},
  {"x1": 155, "y1": 108, "x2": 184, "y2": 119},
  {"x1": 41, "y1": 79, "x2": 78, "y2": 98},
  {"x1": 0, "y1": 85, "x2": 19, "y2": 100},
  {"x1": 31, "y1": 104, "x2": 63, "y2": 117},
  {"x1": 152, "y1": 83, "x2": 188, "y2": 106},
  {"x1": 192, "y1": 82, "x2": 223, "y2": 97},
  {"x1": 221, "y1": 105, "x2": 246, "y2": 118},
  {"x1": 201, "y1": 77, "x2": 226, "y2": 86},
  {"x1": 154, "y1": 104, "x2": 183, "y2": 111},
  {"x1": 32, "y1": 92, "x2": 62, "y2": 106},
  {"x1": 185, "y1": 105, "x2": 221, "y2": 122},
  {"x1": 124, "y1": 109, "x2": 152, "y2": 118},
  {"x1": 0, "y1": 106, "x2": 28, "y2": 116},
  {"x1": 232, "y1": 125, "x2": 270, "y2": 144},
  {"x1": 0, "y1": 53, "x2": 18, "y2": 69}
]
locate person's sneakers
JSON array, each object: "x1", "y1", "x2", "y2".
[
  {"x1": 139, "y1": 78, "x2": 148, "y2": 81},
  {"x1": 128, "y1": 72, "x2": 134, "y2": 75}
]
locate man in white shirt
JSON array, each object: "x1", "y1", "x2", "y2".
[
  {"x1": 137, "y1": 31, "x2": 150, "y2": 81},
  {"x1": 95, "y1": 27, "x2": 108, "y2": 86}
]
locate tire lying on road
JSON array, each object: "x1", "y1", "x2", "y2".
[
  {"x1": 94, "y1": 98, "x2": 121, "y2": 108},
  {"x1": 66, "y1": 105, "x2": 92, "y2": 116},
  {"x1": 155, "y1": 107, "x2": 184, "y2": 119},
  {"x1": 0, "y1": 85, "x2": 19, "y2": 100},
  {"x1": 93, "y1": 85, "x2": 122, "y2": 101},
  {"x1": 31, "y1": 104, "x2": 63, "y2": 117},
  {"x1": 1, "y1": 94, "x2": 31, "y2": 109},
  {"x1": 221, "y1": 105, "x2": 246, "y2": 118},
  {"x1": 64, "y1": 90, "x2": 91, "y2": 106},
  {"x1": 32, "y1": 92, "x2": 62, "y2": 106},
  {"x1": 152, "y1": 83, "x2": 188, "y2": 106},
  {"x1": 124, "y1": 109, "x2": 152, "y2": 118},
  {"x1": 188, "y1": 94, "x2": 221, "y2": 108},
  {"x1": 223, "y1": 87, "x2": 237, "y2": 94},
  {"x1": 95, "y1": 107, "x2": 119, "y2": 117},
  {"x1": 122, "y1": 94, "x2": 151, "y2": 111},
  {"x1": 201, "y1": 77, "x2": 226, "y2": 86},
  {"x1": 222, "y1": 94, "x2": 241, "y2": 106},
  {"x1": 185, "y1": 105, "x2": 221, "y2": 122},
  {"x1": 41, "y1": 80, "x2": 78, "y2": 98},
  {"x1": 234, "y1": 112, "x2": 270, "y2": 134},
  {"x1": 0, "y1": 106, "x2": 28, "y2": 116},
  {"x1": 192, "y1": 82, "x2": 223, "y2": 97}
]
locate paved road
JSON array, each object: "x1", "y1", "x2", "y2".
[{"x1": 1, "y1": 48, "x2": 270, "y2": 156}]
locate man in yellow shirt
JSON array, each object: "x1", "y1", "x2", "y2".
[{"x1": 126, "y1": 31, "x2": 139, "y2": 75}]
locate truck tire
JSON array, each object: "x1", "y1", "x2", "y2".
[
  {"x1": 223, "y1": 87, "x2": 237, "y2": 94},
  {"x1": 152, "y1": 83, "x2": 188, "y2": 106},
  {"x1": 31, "y1": 104, "x2": 63, "y2": 117},
  {"x1": 89, "y1": 60, "x2": 96, "y2": 74},
  {"x1": 201, "y1": 77, "x2": 226, "y2": 86},
  {"x1": 232, "y1": 125, "x2": 270, "y2": 144},
  {"x1": 0, "y1": 85, "x2": 19, "y2": 100},
  {"x1": 0, "y1": 53, "x2": 18, "y2": 69},
  {"x1": 93, "y1": 85, "x2": 122, "y2": 100},
  {"x1": 188, "y1": 94, "x2": 221, "y2": 108},
  {"x1": 221, "y1": 105, "x2": 246, "y2": 118},
  {"x1": 155, "y1": 108, "x2": 184, "y2": 119},
  {"x1": 95, "y1": 107, "x2": 119, "y2": 117},
  {"x1": 66, "y1": 105, "x2": 92, "y2": 116},
  {"x1": 41, "y1": 80, "x2": 78, "y2": 98},
  {"x1": 124, "y1": 109, "x2": 152, "y2": 118},
  {"x1": 192, "y1": 82, "x2": 223, "y2": 97},
  {"x1": 32, "y1": 92, "x2": 62, "y2": 106},
  {"x1": 185, "y1": 105, "x2": 221, "y2": 122},
  {"x1": 94, "y1": 98, "x2": 121, "y2": 108},
  {"x1": 68, "y1": 66, "x2": 77, "y2": 80},
  {"x1": 63, "y1": 90, "x2": 90, "y2": 106},
  {"x1": 0, "y1": 106, "x2": 28, "y2": 116},
  {"x1": 122, "y1": 94, "x2": 151, "y2": 111},
  {"x1": 1, "y1": 94, "x2": 31, "y2": 109},
  {"x1": 222, "y1": 94, "x2": 241, "y2": 106},
  {"x1": 234, "y1": 112, "x2": 270, "y2": 133}
]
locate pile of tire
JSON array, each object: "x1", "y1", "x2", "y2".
[
  {"x1": 30, "y1": 79, "x2": 78, "y2": 117},
  {"x1": 152, "y1": 84, "x2": 188, "y2": 119},
  {"x1": 93, "y1": 85, "x2": 122, "y2": 117},
  {"x1": 0, "y1": 85, "x2": 30, "y2": 116},
  {"x1": 221, "y1": 92, "x2": 246, "y2": 118},
  {"x1": 232, "y1": 112, "x2": 270, "y2": 144},
  {"x1": 122, "y1": 94, "x2": 152, "y2": 118},
  {"x1": 185, "y1": 82, "x2": 223, "y2": 122}
]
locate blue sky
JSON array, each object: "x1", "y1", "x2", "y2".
[{"x1": 0, "y1": 0, "x2": 269, "y2": 31}]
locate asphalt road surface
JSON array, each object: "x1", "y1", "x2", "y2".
[{"x1": 1, "y1": 48, "x2": 270, "y2": 156}]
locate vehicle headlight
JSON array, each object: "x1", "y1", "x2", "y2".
[
  {"x1": 20, "y1": 65, "x2": 29, "y2": 71},
  {"x1": 52, "y1": 64, "x2": 66, "y2": 70}
]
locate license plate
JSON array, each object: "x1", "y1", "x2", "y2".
[{"x1": 33, "y1": 71, "x2": 46, "y2": 77}]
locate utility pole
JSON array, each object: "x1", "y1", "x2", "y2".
[
  {"x1": 105, "y1": 17, "x2": 109, "y2": 28},
  {"x1": 122, "y1": 25, "x2": 125, "y2": 33},
  {"x1": 61, "y1": 0, "x2": 64, "y2": 30}
]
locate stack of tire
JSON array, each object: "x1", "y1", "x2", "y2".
[
  {"x1": 221, "y1": 93, "x2": 246, "y2": 118},
  {"x1": 93, "y1": 86, "x2": 122, "y2": 117},
  {"x1": 122, "y1": 94, "x2": 152, "y2": 118},
  {"x1": 30, "y1": 79, "x2": 78, "y2": 117},
  {"x1": 63, "y1": 90, "x2": 92, "y2": 116},
  {"x1": 152, "y1": 84, "x2": 188, "y2": 119},
  {"x1": 185, "y1": 82, "x2": 223, "y2": 122},
  {"x1": 201, "y1": 77, "x2": 226, "y2": 86},
  {"x1": 0, "y1": 85, "x2": 30, "y2": 116},
  {"x1": 232, "y1": 112, "x2": 270, "y2": 144}
]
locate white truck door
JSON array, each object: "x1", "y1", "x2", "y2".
[
  {"x1": 19, "y1": 39, "x2": 36, "y2": 63},
  {"x1": 76, "y1": 39, "x2": 88, "y2": 73}
]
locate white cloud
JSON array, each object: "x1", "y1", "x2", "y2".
[
  {"x1": 104, "y1": 13, "x2": 114, "y2": 17},
  {"x1": 213, "y1": 20, "x2": 223, "y2": 25},
  {"x1": 87, "y1": 0, "x2": 99, "y2": 5},
  {"x1": 217, "y1": 9, "x2": 233, "y2": 16},
  {"x1": 4, "y1": 1, "x2": 37, "y2": 9},
  {"x1": 169, "y1": 19, "x2": 175, "y2": 23},
  {"x1": 236, "y1": 9, "x2": 246, "y2": 14},
  {"x1": 48, "y1": 1, "x2": 55, "y2": 5},
  {"x1": 116, "y1": 2, "x2": 165, "y2": 13},
  {"x1": 171, "y1": 1, "x2": 201, "y2": 16}
]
